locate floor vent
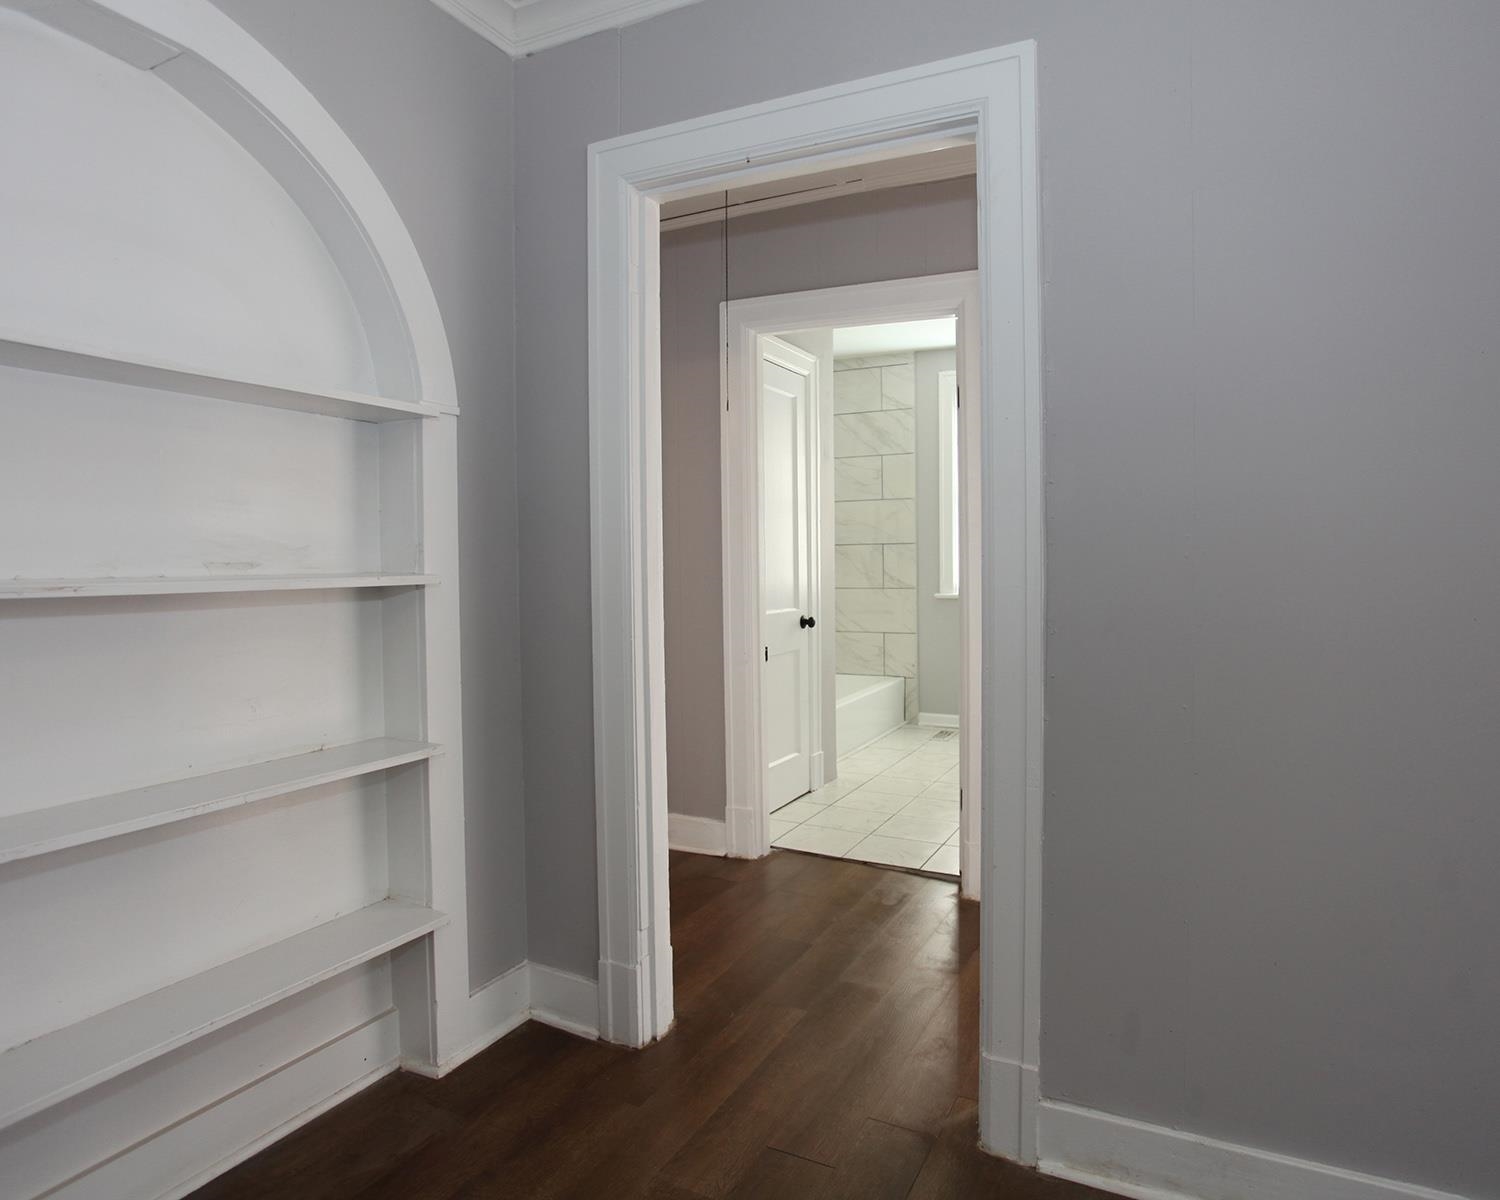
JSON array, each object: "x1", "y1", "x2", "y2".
[{"x1": 929, "y1": 729, "x2": 958, "y2": 741}]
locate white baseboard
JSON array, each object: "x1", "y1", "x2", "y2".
[
  {"x1": 21, "y1": 958, "x2": 597, "y2": 1200},
  {"x1": 168, "y1": 961, "x2": 593, "y2": 1199},
  {"x1": 979, "y1": 1050, "x2": 1038, "y2": 1163},
  {"x1": 959, "y1": 836, "x2": 980, "y2": 901},
  {"x1": 408, "y1": 957, "x2": 599, "y2": 1079},
  {"x1": 529, "y1": 963, "x2": 601, "y2": 1040},
  {"x1": 56, "y1": 1012, "x2": 401, "y2": 1200},
  {"x1": 918, "y1": 711, "x2": 960, "y2": 728},
  {"x1": 153, "y1": 1022, "x2": 399, "y2": 1200},
  {"x1": 724, "y1": 804, "x2": 759, "y2": 858},
  {"x1": 667, "y1": 812, "x2": 727, "y2": 856},
  {"x1": 597, "y1": 953, "x2": 664, "y2": 1048},
  {"x1": 404, "y1": 957, "x2": 532, "y2": 1078},
  {"x1": 1038, "y1": 1100, "x2": 1470, "y2": 1200}
]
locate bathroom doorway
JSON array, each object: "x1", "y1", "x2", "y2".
[
  {"x1": 592, "y1": 46, "x2": 1041, "y2": 1155},
  {"x1": 719, "y1": 272, "x2": 982, "y2": 895}
]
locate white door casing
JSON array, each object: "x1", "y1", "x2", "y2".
[
  {"x1": 588, "y1": 44, "x2": 1042, "y2": 1165},
  {"x1": 758, "y1": 337, "x2": 819, "y2": 812}
]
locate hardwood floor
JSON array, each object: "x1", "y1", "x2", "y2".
[{"x1": 192, "y1": 850, "x2": 1111, "y2": 1199}]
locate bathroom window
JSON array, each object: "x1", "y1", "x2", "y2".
[{"x1": 937, "y1": 369, "x2": 960, "y2": 597}]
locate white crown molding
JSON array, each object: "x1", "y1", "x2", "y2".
[
  {"x1": 429, "y1": 0, "x2": 518, "y2": 55},
  {"x1": 429, "y1": 0, "x2": 705, "y2": 57}
]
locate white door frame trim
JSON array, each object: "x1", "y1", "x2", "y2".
[
  {"x1": 719, "y1": 273, "x2": 983, "y2": 906},
  {"x1": 587, "y1": 43, "x2": 1042, "y2": 1162}
]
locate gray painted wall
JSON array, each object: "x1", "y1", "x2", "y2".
[
  {"x1": 913, "y1": 348, "x2": 960, "y2": 717},
  {"x1": 517, "y1": 2, "x2": 1500, "y2": 1195},
  {"x1": 214, "y1": 0, "x2": 528, "y2": 988},
  {"x1": 659, "y1": 183, "x2": 979, "y2": 821}
]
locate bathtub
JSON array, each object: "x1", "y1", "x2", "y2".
[{"x1": 835, "y1": 673, "x2": 906, "y2": 757}]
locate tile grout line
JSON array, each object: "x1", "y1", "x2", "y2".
[{"x1": 771, "y1": 723, "x2": 961, "y2": 877}]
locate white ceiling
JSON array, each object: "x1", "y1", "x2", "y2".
[
  {"x1": 832, "y1": 318, "x2": 957, "y2": 357},
  {"x1": 430, "y1": 0, "x2": 705, "y2": 57}
]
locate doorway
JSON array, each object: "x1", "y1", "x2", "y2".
[
  {"x1": 722, "y1": 275, "x2": 982, "y2": 895},
  {"x1": 586, "y1": 43, "x2": 1041, "y2": 1164}
]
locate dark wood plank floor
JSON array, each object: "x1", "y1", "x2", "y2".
[{"x1": 193, "y1": 850, "x2": 1112, "y2": 1199}]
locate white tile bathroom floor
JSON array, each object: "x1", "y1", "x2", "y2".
[{"x1": 771, "y1": 723, "x2": 960, "y2": 879}]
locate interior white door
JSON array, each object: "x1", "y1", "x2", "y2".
[{"x1": 759, "y1": 335, "x2": 818, "y2": 813}]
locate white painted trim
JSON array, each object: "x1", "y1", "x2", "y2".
[
  {"x1": 721, "y1": 330, "x2": 823, "y2": 860},
  {"x1": 60, "y1": 957, "x2": 590, "y2": 1199},
  {"x1": 529, "y1": 964, "x2": 602, "y2": 1041},
  {"x1": 429, "y1": 0, "x2": 705, "y2": 58},
  {"x1": 514, "y1": 0, "x2": 703, "y2": 54},
  {"x1": 64, "y1": 0, "x2": 460, "y2": 409},
  {"x1": 917, "y1": 712, "x2": 960, "y2": 729},
  {"x1": 980, "y1": 1053, "x2": 1038, "y2": 1164},
  {"x1": 667, "y1": 813, "x2": 728, "y2": 856},
  {"x1": 156, "y1": 1069, "x2": 399, "y2": 1200},
  {"x1": 0, "y1": 574, "x2": 437, "y2": 600},
  {"x1": 1037, "y1": 1102, "x2": 1472, "y2": 1200},
  {"x1": 403, "y1": 957, "x2": 600, "y2": 1078},
  {"x1": 0, "y1": 332, "x2": 454, "y2": 421},
  {"x1": 720, "y1": 273, "x2": 983, "y2": 896},
  {"x1": 403, "y1": 959, "x2": 532, "y2": 1077},
  {"x1": 427, "y1": 0, "x2": 515, "y2": 54},
  {"x1": 0, "y1": 8, "x2": 478, "y2": 1194},
  {"x1": 725, "y1": 803, "x2": 759, "y2": 859},
  {"x1": 953, "y1": 270, "x2": 984, "y2": 906},
  {"x1": 0, "y1": 902, "x2": 445, "y2": 1132},
  {"x1": 0, "y1": 738, "x2": 438, "y2": 867},
  {"x1": 22, "y1": 0, "x2": 473, "y2": 1066},
  {"x1": 105, "y1": 1016, "x2": 403, "y2": 1200},
  {"x1": 588, "y1": 44, "x2": 1043, "y2": 1165}
]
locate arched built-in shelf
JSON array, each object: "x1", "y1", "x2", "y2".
[
  {"x1": 0, "y1": 899, "x2": 448, "y2": 1133},
  {"x1": 0, "y1": 574, "x2": 438, "y2": 600},
  {"x1": 0, "y1": 334, "x2": 458, "y2": 423},
  {"x1": 0, "y1": 3, "x2": 472, "y2": 1193},
  {"x1": 0, "y1": 737, "x2": 440, "y2": 866}
]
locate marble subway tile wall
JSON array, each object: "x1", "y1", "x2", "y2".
[{"x1": 832, "y1": 353, "x2": 919, "y2": 721}]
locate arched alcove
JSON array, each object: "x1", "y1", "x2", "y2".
[
  {"x1": 1, "y1": 8, "x2": 376, "y2": 394},
  {"x1": 0, "y1": 5, "x2": 469, "y2": 1196}
]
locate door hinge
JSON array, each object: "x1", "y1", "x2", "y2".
[{"x1": 956, "y1": 385, "x2": 962, "y2": 408}]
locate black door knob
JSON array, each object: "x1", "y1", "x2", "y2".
[{"x1": 800, "y1": 615, "x2": 816, "y2": 629}]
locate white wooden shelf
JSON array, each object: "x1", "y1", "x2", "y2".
[
  {"x1": 0, "y1": 899, "x2": 447, "y2": 1132},
  {"x1": 0, "y1": 334, "x2": 458, "y2": 423},
  {"x1": 0, "y1": 738, "x2": 439, "y2": 866},
  {"x1": 0, "y1": 573, "x2": 438, "y2": 600}
]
